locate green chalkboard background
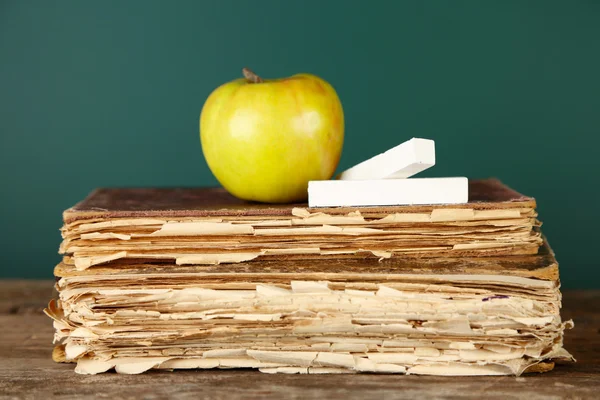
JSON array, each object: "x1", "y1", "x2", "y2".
[{"x1": 1, "y1": 1, "x2": 599, "y2": 287}]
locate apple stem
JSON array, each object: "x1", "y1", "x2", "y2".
[{"x1": 242, "y1": 67, "x2": 263, "y2": 83}]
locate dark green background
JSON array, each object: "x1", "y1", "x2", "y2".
[{"x1": 1, "y1": 1, "x2": 599, "y2": 287}]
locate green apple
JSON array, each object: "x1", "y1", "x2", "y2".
[{"x1": 200, "y1": 68, "x2": 344, "y2": 203}]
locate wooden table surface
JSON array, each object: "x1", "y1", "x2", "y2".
[{"x1": 1, "y1": 281, "x2": 598, "y2": 400}]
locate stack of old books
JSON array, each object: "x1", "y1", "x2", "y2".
[{"x1": 46, "y1": 179, "x2": 573, "y2": 375}]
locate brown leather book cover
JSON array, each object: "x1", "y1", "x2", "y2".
[{"x1": 63, "y1": 178, "x2": 535, "y2": 223}]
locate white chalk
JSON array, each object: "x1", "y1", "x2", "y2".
[
  {"x1": 308, "y1": 177, "x2": 468, "y2": 208},
  {"x1": 338, "y1": 138, "x2": 435, "y2": 180}
]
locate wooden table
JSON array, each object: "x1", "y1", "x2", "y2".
[{"x1": 1, "y1": 281, "x2": 598, "y2": 399}]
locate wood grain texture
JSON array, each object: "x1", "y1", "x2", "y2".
[{"x1": 1, "y1": 280, "x2": 598, "y2": 400}]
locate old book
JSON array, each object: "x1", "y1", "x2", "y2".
[
  {"x1": 58, "y1": 179, "x2": 542, "y2": 270},
  {"x1": 46, "y1": 178, "x2": 573, "y2": 376},
  {"x1": 46, "y1": 240, "x2": 573, "y2": 376}
]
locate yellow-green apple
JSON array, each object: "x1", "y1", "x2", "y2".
[{"x1": 200, "y1": 68, "x2": 344, "y2": 203}]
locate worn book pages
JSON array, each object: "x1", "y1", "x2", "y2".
[
  {"x1": 58, "y1": 180, "x2": 542, "y2": 270},
  {"x1": 46, "y1": 240, "x2": 573, "y2": 376},
  {"x1": 46, "y1": 179, "x2": 573, "y2": 375}
]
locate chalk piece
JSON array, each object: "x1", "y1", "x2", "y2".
[
  {"x1": 338, "y1": 138, "x2": 435, "y2": 180},
  {"x1": 308, "y1": 177, "x2": 468, "y2": 208}
]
